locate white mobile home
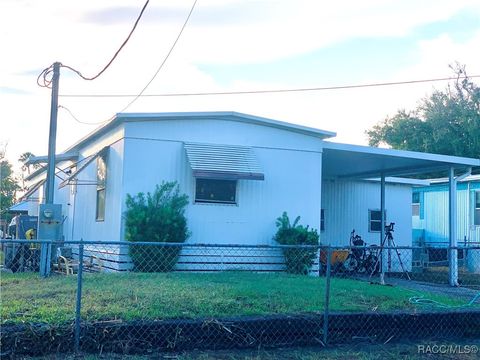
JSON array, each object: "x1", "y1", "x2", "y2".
[{"x1": 22, "y1": 112, "x2": 480, "y2": 271}]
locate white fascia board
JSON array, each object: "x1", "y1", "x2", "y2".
[
  {"x1": 429, "y1": 174, "x2": 480, "y2": 184},
  {"x1": 117, "y1": 111, "x2": 337, "y2": 139},
  {"x1": 365, "y1": 177, "x2": 431, "y2": 186},
  {"x1": 323, "y1": 141, "x2": 480, "y2": 167}
]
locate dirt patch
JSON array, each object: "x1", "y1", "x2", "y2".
[{"x1": 2, "y1": 311, "x2": 479, "y2": 357}]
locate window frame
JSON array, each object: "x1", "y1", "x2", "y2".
[
  {"x1": 474, "y1": 191, "x2": 480, "y2": 226},
  {"x1": 412, "y1": 192, "x2": 420, "y2": 217},
  {"x1": 320, "y1": 209, "x2": 325, "y2": 232},
  {"x1": 194, "y1": 178, "x2": 238, "y2": 205},
  {"x1": 95, "y1": 154, "x2": 107, "y2": 222},
  {"x1": 368, "y1": 209, "x2": 386, "y2": 233}
]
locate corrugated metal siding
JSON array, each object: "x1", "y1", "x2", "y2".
[
  {"x1": 123, "y1": 138, "x2": 322, "y2": 247},
  {"x1": 321, "y1": 180, "x2": 412, "y2": 248},
  {"x1": 70, "y1": 140, "x2": 125, "y2": 241},
  {"x1": 423, "y1": 189, "x2": 473, "y2": 245},
  {"x1": 184, "y1": 142, "x2": 264, "y2": 180}
]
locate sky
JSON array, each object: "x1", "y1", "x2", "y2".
[{"x1": 1, "y1": 0, "x2": 480, "y2": 175}]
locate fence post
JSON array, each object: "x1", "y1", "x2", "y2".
[
  {"x1": 74, "y1": 239, "x2": 84, "y2": 353},
  {"x1": 323, "y1": 246, "x2": 332, "y2": 345}
]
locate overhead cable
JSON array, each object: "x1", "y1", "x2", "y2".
[
  {"x1": 37, "y1": 0, "x2": 150, "y2": 88},
  {"x1": 59, "y1": 74, "x2": 480, "y2": 98}
]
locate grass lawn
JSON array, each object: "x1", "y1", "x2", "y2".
[{"x1": 1, "y1": 271, "x2": 476, "y2": 325}]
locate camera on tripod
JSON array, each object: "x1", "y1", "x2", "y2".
[{"x1": 384, "y1": 222, "x2": 395, "y2": 233}]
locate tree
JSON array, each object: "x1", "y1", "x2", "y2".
[
  {"x1": 18, "y1": 152, "x2": 38, "y2": 190},
  {"x1": 18, "y1": 152, "x2": 38, "y2": 174},
  {"x1": 1, "y1": 155, "x2": 20, "y2": 217},
  {"x1": 367, "y1": 65, "x2": 480, "y2": 158}
]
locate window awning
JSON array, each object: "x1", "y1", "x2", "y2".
[
  {"x1": 184, "y1": 142, "x2": 264, "y2": 180},
  {"x1": 58, "y1": 147, "x2": 108, "y2": 188}
]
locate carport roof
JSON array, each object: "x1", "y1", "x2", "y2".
[{"x1": 322, "y1": 142, "x2": 480, "y2": 179}]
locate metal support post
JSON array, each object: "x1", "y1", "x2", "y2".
[
  {"x1": 448, "y1": 168, "x2": 458, "y2": 286},
  {"x1": 380, "y1": 174, "x2": 386, "y2": 285},
  {"x1": 323, "y1": 246, "x2": 332, "y2": 345},
  {"x1": 74, "y1": 240, "x2": 84, "y2": 353}
]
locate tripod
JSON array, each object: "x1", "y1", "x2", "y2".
[{"x1": 370, "y1": 223, "x2": 411, "y2": 280}]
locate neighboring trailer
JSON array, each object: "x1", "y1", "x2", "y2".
[{"x1": 413, "y1": 176, "x2": 480, "y2": 247}]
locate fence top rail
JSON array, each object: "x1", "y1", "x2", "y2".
[
  {"x1": 2, "y1": 239, "x2": 480, "y2": 251},
  {"x1": 0, "y1": 239, "x2": 322, "y2": 249}
]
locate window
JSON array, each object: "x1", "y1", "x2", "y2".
[
  {"x1": 195, "y1": 179, "x2": 236, "y2": 204},
  {"x1": 369, "y1": 210, "x2": 386, "y2": 232},
  {"x1": 475, "y1": 191, "x2": 480, "y2": 226},
  {"x1": 320, "y1": 209, "x2": 325, "y2": 231},
  {"x1": 412, "y1": 192, "x2": 420, "y2": 217},
  {"x1": 96, "y1": 155, "x2": 107, "y2": 221}
]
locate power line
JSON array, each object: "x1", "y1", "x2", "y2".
[
  {"x1": 58, "y1": 105, "x2": 110, "y2": 125},
  {"x1": 37, "y1": 0, "x2": 150, "y2": 88},
  {"x1": 63, "y1": 0, "x2": 150, "y2": 81},
  {"x1": 59, "y1": 74, "x2": 480, "y2": 98},
  {"x1": 58, "y1": 0, "x2": 198, "y2": 126},
  {"x1": 116, "y1": 0, "x2": 198, "y2": 113}
]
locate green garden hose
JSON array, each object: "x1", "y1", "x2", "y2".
[{"x1": 409, "y1": 292, "x2": 480, "y2": 309}]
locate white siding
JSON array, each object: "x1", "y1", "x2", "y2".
[
  {"x1": 125, "y1": 119, "x2": 323, "y2": 152},
  {"x1": 66, "y1": 123, "x2": 125, "y2": 242},
  {"x1": 321, "y1": 180, "x2": 412, "y2": 247},
  {"x1": 122, "y1": 135, "x2": 322, "y2": 246},
  {"x1": 422, "y1": 189, "x2": 473, "y2": 245}
]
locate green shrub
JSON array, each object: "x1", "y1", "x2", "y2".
[
  {"x1": 125, "y1": 181, "x2": 190, "y2": 272},
  {"x1": 273, "y1": 212, "x2": 319, "y2": 275}
]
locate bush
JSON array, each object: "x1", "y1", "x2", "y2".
[
  {"x1": 273, "y1": 212, "x2": 319, "y2": 275},
  {"x1": 125, "y1": 181, "x2": 190, "y2": 272}
]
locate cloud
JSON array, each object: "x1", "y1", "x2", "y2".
[
  {"x1": 2, "y1": 0, "x2": 480, "y2": 172},
  {"x1": 80, "y1": 6, "x2": 182, "y2": 25},
  {"x1": 0, "y1": 87, "x2": 31, "y2": 95},
  {"x1": 80, "y1": 1, "x2": 270, "y2": 26}
]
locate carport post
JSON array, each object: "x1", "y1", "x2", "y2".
[
  {"x1": 74, "y1": 240, "x2": 84, "y2": 353},
  {"x1": 380, "y1": 174, "x2": 386, "y2": 285},
  {"x1": 448, "y1": 167, "x2": 459, "y2": 286}
]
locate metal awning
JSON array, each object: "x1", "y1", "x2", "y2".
[
  {"x1": 8, "y1": 201, "x2": 29, "y2": 213},
  {"x1": 25, "y1": 152, "x2": 78, "y2": 166},
  {"x1": 322, "y1": 142, "x2": 480, "y2": 179},
  {"x1": 58, "y1": 147, "x2": 108, "y2": 188},
  {"x1": 184, "y1": 142, "x2": 264, "y2": 180}
]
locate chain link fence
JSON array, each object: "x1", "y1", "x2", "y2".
[{"x1": 1, "y1": 239, "x2": 479, "y2": 356}]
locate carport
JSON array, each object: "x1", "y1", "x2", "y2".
[{"x1": 322, "y1": 141, "x2": 480, "y2": 286}]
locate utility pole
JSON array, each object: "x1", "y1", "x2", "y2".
[
  {"x1": 45, "y1": 62, "x2": 61, "y2": 204},
  {"x1": 39, "y1": 62, "x2": 62, "y2": 277}
]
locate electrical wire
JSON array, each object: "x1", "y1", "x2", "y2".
[
  {"x1": 56, "y1": 0, "x2": 198, "y2": 126},
  {"x1": 116, "y1": 0, "x2": 198, "y2": 113},
  {"x1": 58, "y1": 105, "x2": 111, "y2": 125},
  {"x1": 37, "y1": 0, "x2": 150, "y2": 88},
  {"x1": 59, "y1": 74, "x2": 480, "y2": 98},
  {"x1": 62, "y1": 0, "x2": 150, "y2": 81}
]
